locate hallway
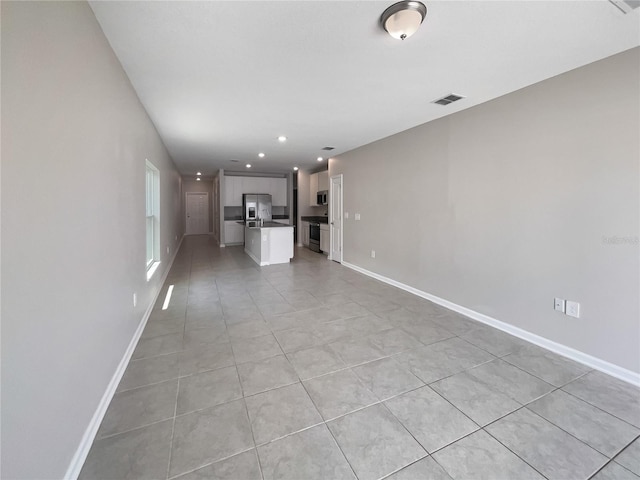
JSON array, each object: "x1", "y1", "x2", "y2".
[{"x1": 80, "y1": 236, "x2": 640, "y2": 480}]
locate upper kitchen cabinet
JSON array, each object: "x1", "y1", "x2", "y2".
[
  {"x1": 309, "y1": 173, "x2": 318, "y2": 206},
  {"x1": 318, "y1": 171, "x2": 329, "y2": 192},
  {"x1": 224, "y1": 175, "x2": 287, "y2": 207},
  {"x1": 308, "y1": 170, "x2": 329, "y2": 206},
  {"x1": 271, "y1": 178, "x2": 287, "y2": 206},
  {"x1": 224, "y1": 176, "x2": 242, "y2": 206}
]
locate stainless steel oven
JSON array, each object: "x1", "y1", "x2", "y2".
[{"x1": 309, "y1": 223, "x2": 321, "y2": 252}]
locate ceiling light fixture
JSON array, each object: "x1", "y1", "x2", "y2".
[
  {"x1": 196, "y1": 171, "x2": 202, "y2": 176},
  {"x1": 317, "y1": 157, "x2": 323, "y2": 162},
  {"x1": 196, "y1": 178, "x2": 201, "y2": 181},
  {"x1": 258, "y1": 152, "x2": 265, "y2": 158},
  {"x1": 293, "y1": 167, "x2": 299, "y2": 171},
  {"x1": 381, "y1": 1, "x2": 427, "y2": 40},
  {"x1": 246, "y1": 164, "x2": 252, "y2": 168},
  {"x1": 278, "y1": 136, "x2": 287, "y2": 142}
]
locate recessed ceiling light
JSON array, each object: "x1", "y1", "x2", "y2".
[
  {"x1": 317, "y1": 157, "x2": 323, "y2": 162},
  {"x1": 196, "y1": 171, "x2": 202, "y2": 175},
  {"x1": 196, "y1": 177, "x2": 201, "y2": 181},
  {"x1": 293, "y1": 167, "x2": 299, "y2": 171},
  {"x1": 278, "y1": 136, "x2": 287, "y2": 142},
  {"x1": 258, "y1": 152, "x2": 265, "y2": 158},
  {"x1": 246, "y1": 164, "x2": 252, "y2": 168}
]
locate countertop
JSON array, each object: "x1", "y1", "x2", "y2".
[
  {"x1": 225, "y1": 215, "x2": 289, "y2": 221},
  {"x1": 301, "y1": 216, "x2": 329, "y2": 224},
  {"x1": 240, "y1": 221, "x2": 293, "y2": 229}
]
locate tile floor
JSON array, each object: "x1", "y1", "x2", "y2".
[{"x1": 80, "y1": 235, "x2": 640, "y2": 480}]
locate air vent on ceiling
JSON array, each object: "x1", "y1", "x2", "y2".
[
  {"x1": 432, "y1": 93, "x2": 465, "y2": 106},
  {"x1": 609, "y1": 0, "x2": 640, "y2": 13},
  {"x1": 229, "y1": 159, "x2": 239, "y2": 163},
  {"x1": 321, "y1": 146, "x2": 335, "y2": 151}
]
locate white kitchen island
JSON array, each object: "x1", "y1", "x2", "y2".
[{"x1": 244, "y1": 223, "x2": 294, "y2": 266}]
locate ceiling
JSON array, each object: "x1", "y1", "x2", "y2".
[{"x1": 89, "y1": 1, "x2": 639, "y2": 177}]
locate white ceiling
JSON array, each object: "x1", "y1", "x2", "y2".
[{"x1": 89, "y1": 1, "x2": 639, "y2": 177}]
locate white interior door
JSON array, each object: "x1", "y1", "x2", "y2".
[
  {"x1": 330, "y1": 175, "x2": 343, "y2": 263},
  {"x1": 186, "y1": 192, "x2": 209, "y2": 235}
]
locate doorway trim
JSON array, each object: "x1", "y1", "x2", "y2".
[{"x1": 329, "y1": 174, "x2": 343, "y2": 263}]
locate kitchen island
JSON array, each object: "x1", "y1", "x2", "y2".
[{"x1": 244, "y1": 222, "x2": 294, "y2": 266}]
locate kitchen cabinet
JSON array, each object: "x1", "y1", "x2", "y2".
[
  {"x1": 224, "y1": 176, "x2": 242, "y2": 206},
  {"x1": 241, "y1": 176, "x2": 260, "y2": 196},
  {"x1": 309, "y1": 173, "x2": 318, "y2": 206},
  {"x1": 271, "y1": 177, "x2": 287, "y2": 206},
  {"x1": 224, "y1": 220, "x2": 244, "y2": 245},
  {"x1": 318, "y1": 171, "x2": 329, "y2": 192},
  {"x1": 244, "y1": 224, "x2": 294, "y2": 266},
  {"x1": 301, "y1": 221, "x2": 309, "y2": 246},
  {"x1": 225, "y1": 175, "x2": 287, "y2": 207},
  {"x1": 308, "y1": 171, "x2": 329, "y2": 206},
  {"x1": 320, "y1": 223, "x2": 329, "y2": 253}
]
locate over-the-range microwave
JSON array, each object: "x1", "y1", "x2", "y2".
[{"x1": 317, "y1": 190, "x2": 328, "y2": 206}]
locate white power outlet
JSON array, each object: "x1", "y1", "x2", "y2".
[
  {"x1": 554, "y1": 298, "x2": 565, "y2": 313},
  {"x1": 355, "y1": 213, "x2": 361, "y2": 220},
  {"x1": 167, "y1": 246, "x2": 170, "y2": 254},
  {"x1": 133, "y1": 293, "x2": 137, "y2": 307},
  {"x1": 566, "y1": 301, "x2": 580, "y2": 318},
  {"x1": 371, "y1": 250, "x2": 376, "y2": 258},
  {"x1": 344, "y1": 212, "x2": 349, "y2": 219}
]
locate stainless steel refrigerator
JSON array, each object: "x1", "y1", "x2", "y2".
[{"x1": 243, "y1": 194, "x2": 272, "y2": 221}]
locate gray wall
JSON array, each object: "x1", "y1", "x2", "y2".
[
  {"x1": 1, "y1": 2, "x2": 184, "y2": 478},
  {"x1": 183, "y1": 178, "x2": 214, "y2": 233},
  {"x1": 330, "y1": 48, "x2": 639, "y2": 374}
]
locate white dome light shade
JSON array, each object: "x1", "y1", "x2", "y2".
[{"x1": 381, "y1": 1, "x2": 427, "y2": 40}]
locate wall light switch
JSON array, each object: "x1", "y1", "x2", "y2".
[
  {"x1": 554, "y1": 298, "x2": 565, "y2": 313},
  {"x1": 345, "y1": 212, "x2": 349, "y2": 219},
  {"x1": 133, "y1": 293, "x2": 137, "y2": 307},
  {"x1": 566, "y1": 301, "x2": 580, "y2": 318},
  {"x1": 167, "y1": 246, "x2": 170, "y2": 254},
  {"x1": 355, "y1": 213, "x2": 361, "y2": 220},
  {"x1": 371, "y1": 250, "x2": 376, "y2": 258}
]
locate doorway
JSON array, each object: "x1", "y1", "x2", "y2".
[
  {"x1": 329, "y1": 174, "x2": 343, "y2": 263},
  {"x1": 185, "y1": 192, "x2": 209, "y2": 235}
]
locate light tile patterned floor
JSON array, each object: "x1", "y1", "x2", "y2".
[{"x1": 80, "y1": 235, "x2": 640, "y2": 480}]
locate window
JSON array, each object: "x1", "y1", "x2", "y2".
[{"x1": 146, "y1": 160, "x2": 160, "y2": 279}]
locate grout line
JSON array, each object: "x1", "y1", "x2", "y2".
[
  {"x1": 165, "y1": 377, "x2": 181, "y2": 480},
  {"x1": 88, "y1": 241, "x2": 640, "y2": 480},
  {"x1": 164, "y1": 240, "x2": 196, "y2": 479},
  {"x1": 96, "y1": 416, "x2": 176, "y2": 442}
]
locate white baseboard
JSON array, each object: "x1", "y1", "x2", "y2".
[
  {"x1": 342, "y1": 261, "x2": 640, "y2": 387},
  {"x1": 65, "y1": 234, "x2": 185, "y2": 480}
]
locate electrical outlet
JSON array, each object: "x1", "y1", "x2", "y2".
[
  {"x1": 166, "y1": 246, "x2": 170, "y2": 254},
  {"x1": 554, "y1": 298, "x2": 565, "y2": 313},
  {"x1": 133, "y1": 293, "x2": 137, "y2": 307},
  {"x1": 371, "y1": 250, "x2": 376, "y2": 258},
  {"x1": 344, "y1": 212, "x2": 349, "y2": 219},
  {"x1": 566, "y1": 301, "x2": 580, "y2": 318},
  {"x1": 355, "y1": 213, "x2": 361, "y2": 220}
]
